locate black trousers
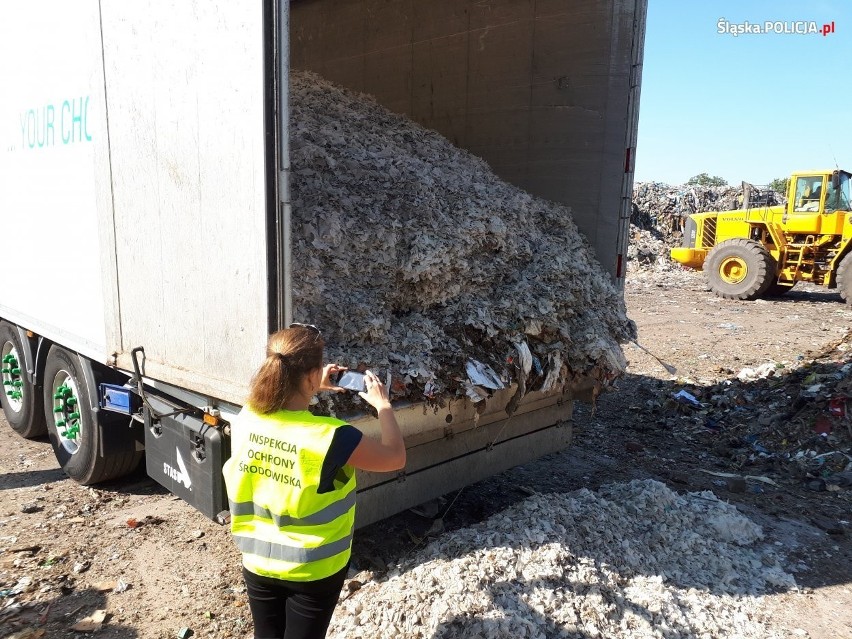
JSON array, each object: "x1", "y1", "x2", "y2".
[{"x1": 242, "y1": 566, "x2": 347, "y2": 639}]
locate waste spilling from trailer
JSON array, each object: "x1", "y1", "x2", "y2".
[{"x1": 289, "y1": 72, "x2": 636, "y2": 408}]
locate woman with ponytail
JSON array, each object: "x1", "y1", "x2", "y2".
[{"x1": 222, "y1": 324, "x2": 405, "y2": 639}]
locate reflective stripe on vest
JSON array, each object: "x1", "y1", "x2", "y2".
[
  {"x1": 234, "y1": 526, "x2": 354, "y2": 564},
  {"x1": 228, "y1": 489, "x2": 356, "y2": 528}
]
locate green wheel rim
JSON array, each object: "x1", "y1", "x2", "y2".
[
  {"x1": 1, "y1": 342, "x2": 24, "y2": 413},
  {"x1": 51, "y1": 370, "x2": 83, "y2": 455}
]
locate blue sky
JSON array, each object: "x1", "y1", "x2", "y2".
[{"x1": 635, "y1": 1, "x2": 852, "y2": 186}]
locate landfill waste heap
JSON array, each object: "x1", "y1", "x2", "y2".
[
  {"x1": 628, "y1": 182, "x2": 783, "y2": 270},
  {"x1": 632, "y1": 182, "x2": 745, "y2": 241},
  {"x1": 288, "y1": 71, "x2": 636, "y2": 410},
  {"x1": 641, "y1": 332, "x2": 852, "y2": 494}
]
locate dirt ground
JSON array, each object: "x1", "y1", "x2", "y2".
[{"x1": 1, "y1": 268, "x2": 851, "y2": 639}]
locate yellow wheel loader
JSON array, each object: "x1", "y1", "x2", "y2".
[{"x1": 670, "y1": 170, "x2": 852, "y2": 303}]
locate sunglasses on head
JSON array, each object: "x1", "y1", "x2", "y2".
[{"x1": 289, "y1": 323, "x2": 322, "y2": 341}]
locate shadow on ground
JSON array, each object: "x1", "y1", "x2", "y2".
[
  {"x1": 0, "y1": 587, "x2": 139, "y2": 638},
  {"x1": 0, "y1": 466, "x2": 67, "y2": 490},
  {"x1": 0, "y1": 443, "x2": 166, "y2": 497}
]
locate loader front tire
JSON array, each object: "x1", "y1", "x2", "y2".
[
  {"x1": 705, "y1": 239, "x2": 774, "y2": 301},
  {"x1": 837, "y1": 252, "x2": 852, "y2": 305}
]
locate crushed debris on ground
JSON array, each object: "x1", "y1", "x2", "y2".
[
  {"x1": 289, "y1": 71, "x2": 635, "y2": 409},
  {"x1": 330, "y1": 480, "x2": 795, "y2": 639},
  {"x1": 626, "y1": 326, "x2": 852, "y2": 502}
]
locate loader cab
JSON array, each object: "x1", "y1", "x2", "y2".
[
  {"x1": 785, "y1": 171, "x2": 851, "y2": 234},
  {"x1": 791, "y1": 174, "x2": 826, "y2": 213},
  {"x1": 789, "y1": 171, "x2": 852, "y2": 215}
]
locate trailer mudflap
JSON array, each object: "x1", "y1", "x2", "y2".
[{"x1": 144, "y1": 399, "x2": 229, "y2": 520}]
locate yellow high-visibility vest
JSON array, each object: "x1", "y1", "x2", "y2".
[{"x1": 222, "y1": 408, "x2": 356, "y2": 581}]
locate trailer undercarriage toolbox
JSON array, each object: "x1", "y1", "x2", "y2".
[{"x1": 144, "y1": 397, "x2": 229, "y2": 520}]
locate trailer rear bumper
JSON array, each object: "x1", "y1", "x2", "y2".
[{"x1": 351, "y1": 381, "x2": 592, "y2": 528}]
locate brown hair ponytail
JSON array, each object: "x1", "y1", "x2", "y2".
[{"x1": 247, "y1": 326, "x2": 324, "y2": 414}]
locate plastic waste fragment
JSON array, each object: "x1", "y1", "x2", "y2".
[
  {"x1": 514, "y1": 342, "x2": 533, "y2": 377},
  {"x1": 463, "y1": 383, "x2": 490, "y2": 403},
  {"x1": 673, "y1": 389, "x2": 701, "y2": 407},
  {"x1": 465, "y1": 359, "x2": 504, "y2": 390},
  {"x1": 828, "y1": 396, "x2": 848, "y2": 418},
  {"x1": 540, "y1": 352, "x2": 563, "y2": 393},
  {"x1": 698, "y1": 470, "x2": 779, "y2": 486},
  {"x1": 736, "y1": 362, "x2": 778, "y2": 382}
]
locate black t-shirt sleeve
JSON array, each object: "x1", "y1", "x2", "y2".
[{"x1": 317, "y1": 425, "x2": 363, "y2": 494}]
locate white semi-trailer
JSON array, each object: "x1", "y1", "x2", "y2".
[{"x1": 0, "y1": 0, "x2": 645, "y2": 526}]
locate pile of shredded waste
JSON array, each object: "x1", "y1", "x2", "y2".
[
  {"x1": 328, "y1": 480, "x2": 795, "y2": 639},
  {"x1": 631, "y1": 182, "x2": 743, "y2": 241},
  {"x1": 289, "y1": 72, "x2": 635, "y2": 406}
]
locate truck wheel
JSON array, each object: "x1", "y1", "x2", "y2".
[
  {"x1": 43, "y1": 346, "x2": 141, "y2": 484},
  {"x1": 837, "y1": 253, "x2": 852, "y2": 305},
  {"x1": 0, "y1": 323, "x2": 47, "y2": 438},
  {"x1": 705, "y1": 239, "x2": 774, "y2": 300}
]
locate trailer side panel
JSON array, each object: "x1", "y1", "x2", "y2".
[
  {"x1": 0, "y1": 1, "x2": 115, "y2": 360},
  {"x1": 99, "y1": 1, "x2": 270, "y2": 403}
]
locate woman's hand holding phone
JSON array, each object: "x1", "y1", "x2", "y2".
[
  {"x1": 358, "y1": 370, "x2": 391, "y2": 411},
  {"x1": 320, "y1": 364, "x2": 347, "y2": 392}
]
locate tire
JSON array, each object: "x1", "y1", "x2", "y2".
[
  {"x1": 838, "y1": 252, "x2": 852, "y2": 305},
  {"x1": 763, "y1": 282, "x2": 795, "y2": 298},
  {"x1": 43, "y1": 346, "x2": 141, "y2": 484},
  {"x1": 704, "y1": 239, "x2": 775, "y2": 300},
  {"x1": 0, "y1": 322, "x2": 47, "y2": 438}
]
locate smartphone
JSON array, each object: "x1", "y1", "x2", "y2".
[{"x1": 335, "y1": 371, "x2": 367, "y2": 393}]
